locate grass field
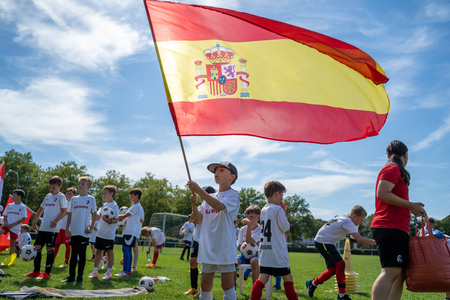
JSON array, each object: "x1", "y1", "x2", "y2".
[{"x1": 0, "y1": 247, "x2": 445, "y2": 299}]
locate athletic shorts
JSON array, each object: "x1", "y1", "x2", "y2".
[
  {"x1": 191, "y1": 241, "x2": 199, "y2": 258},
  {"x1": 238, "y1": 253, "x2": 259, "y2": 265},
  {"x1": 35, "y1": 231, "x2": 58, "y2": 248},
  {"x1": 372, "y1": 228, "x2": 409, "y2": 269},
  {"x1": 201, "y1": 263, "x2": 235, "y2": 274},
  {"x1": 122, "y1": 235, "x2": 136, "y2": 247},
  {"x1": 95, "y1": 236, "x2": 114, "y2": 251},
  {"x1": 70, "y1": 235, "x2": 89, "y2": 247},
  {"x1": 1, "y1": 227, "x2": 18, "y2": 240},
  {"x1": 55, "y1": 229, "x2": 70, "y2": 245},
  {"x1": 260, "y1": 266, "x2": 291, "y2": 277},
  {"x1": 315, "y1": 242, "x2": 343, "y2": 269},
  {"x1": 184, "y1": 240, "x2": 192, "y2": 246}
]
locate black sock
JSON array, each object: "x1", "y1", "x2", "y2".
[
  {"x1": 45, "y1": 249, "x2": 54, "y2": 273},
  {"x1": 181, "y1": 247, "x2": 187, "y2": 258},
  {"x1": 187, "y1": 247, "x2": 190, "y2": 260},
  {"x1": 190, "y1": 268, "x2": 198, "y2": 290},
  {"x1": 34, "y1": 249, "x2": 42, "y2": 272}
]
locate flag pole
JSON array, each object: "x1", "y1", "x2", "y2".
[{"x1": 178, "y1": 136, "x2": 192, "y2": 181}]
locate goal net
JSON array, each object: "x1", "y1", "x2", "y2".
[{"x1": 148, "y1": 212, "x2": 188, "y2": 253}]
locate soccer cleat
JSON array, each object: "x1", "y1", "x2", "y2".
[
  {"x1": 179, "y1": 257, "x2": 184, "y2": 260},
  {"x1": 193, "y1": 290, "x2": 200, "y2": 298},
  {"x1": 244, "y1": 274, "x2": 248, "y2": 281},
  {"x1": 36, "y1": 272, "x2": 51, "y2": 280},
  {"x1": 22, "y1": 270, "x2": 41, "y2": 277},
  {"x1": 131, "y1": 267, "x2": 137, "y2": 272},
  {"x1": 102, "y1": 273, "x2": 112, "y2": 280},
  {"x1": 76, "y1": 277, "x2": 83, "y2": 285},
  {"x1": 146, "y1": 263, "x2": 156, "y2": 267},
  {"x1": 88, "y1": 256, "x2": 95, "y2": 261},
  {"x1": 337, "y1": 294, "x2": 351, "y2": 300},
  {"x1": 115, "y1": 271, "x2": 129, "y2": 277},
  {"x1": 88, "y1": 272, "x2": 98, "y2": 278},
  {"x1": 59, "y1": 262, "x2": 69, "y2": 268},
  {"x1": 306, "y1": 279, "x2": 317, "y2": 298},
  {"x1": 184, "y1": 288, "x2": 198, "y2": 295},
  {"x1": 61, "y1": 276, "x2": 75, "y2": 283},
  {"x1": 273, "y1": 285, "x2": 282, "y2": 290}
]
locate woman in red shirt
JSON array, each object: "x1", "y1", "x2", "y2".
[{"x1": 371, "y1": 140, "x2": 424, "y2": 300}]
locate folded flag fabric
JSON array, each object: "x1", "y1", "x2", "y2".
[{"x1": 144, "y1": 0, "x2": 390, "y2": 144}]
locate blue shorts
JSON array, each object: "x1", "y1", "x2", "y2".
[{"x1": 238, "y1": 253, "x2": 258, "y2": 264}]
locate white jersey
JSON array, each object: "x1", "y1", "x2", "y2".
[
  {"x1": 3, "y1": 203, "x2": 28, "y2": 235},
  {"x1": 181, "y1": 222, "x2": 195, "y2": 242},
  {"x1": 59, "y1": 198, "x2": 70, "y2": 230},
  {"x1": 68, "y1": 195, "x2": 97, "y2": 238},
  {"x1": 89, "y1": 220, "x2": 100, "y2": 243},
  {"x1": 123, "y1": 202, "x2": 142, "y2": 237},
  {"x1": 192, "y1": 223, "x2": 201, "y2": 242},
  {"x1": 259, "y1": 203, "x2": 290, "y2": 268},
  {"x1": 17, "y1": 232, "x2": 32, "y2": 249},
  {"x1": 151, "y1": 227, "x2": 166, "y2": 245},
  {"x1": 134, "y1": 206, "x2": 145, "y2": 239},
  {"x1": 39, "y1": 192, "x2": 67, "y2": 233},
  {"x1": 236, "y1": 227, "x2": 240, "y2": 239},
  {"x1": 96, "y1": 201, "x2": 119, "y2": 241},
  {"x1": 237, "y1": 224, "x2": 261, "y2": 246},
  {"x1": 315, "y1": 214, "x2": 358, "y2": 245},
  {"x1": 197, "y1": 188, "x2": 239, "y2": 265}
]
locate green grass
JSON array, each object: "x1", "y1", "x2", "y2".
[{"x1": 0, "y1": 248, "x2": 445, "y2": 299}]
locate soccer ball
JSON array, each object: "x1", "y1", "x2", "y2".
[
  {"x1": 101, "y1": 207, "x2": 115, "y2": 220},
  {"x1": 119, "y1": 206, "x2": 128, "y2": 215},
  {"x1": 117, "y1": 218, "x2": 126, "y2": 228},
  {"x1": 19, "y1": 245, "x2": 37, "y2": 261},
  {"x1": 240, "y1": 242, "x2": 258, "y2": 260},
  {"x1": 139, "y1": 276, "x2": 155, "y2": 291}
]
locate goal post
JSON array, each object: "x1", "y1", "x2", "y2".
[{"x1": 147, "y1": 212, "x2": 189, "y2": 253}]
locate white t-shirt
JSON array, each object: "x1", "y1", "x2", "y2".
[
  {"x1": 17, "y1": 232, "x2": 32, "y2": 249},
  {"x1": 236, "y1": 227, "x2": 240, "y2": 239},
  {"x1": 197, "y1": 188, "x2": 240, "y2": 265},
  {"x1": 181, "y1": 222, "x2": 195, "y2": 242},
  {"x1": 315, "y1": 214, "x2": 358, "y2": 245},
  {"x1": 192, "y1": 223, "x2": 201, "y2": 242},
  {"x1": 151, "y1": 227, "x2": 166, "y2": 245},
  {"x1": 134, "y1": 206, "x2": 145, "y2": 239},
  {"x1": 123, "y1": 202, "x2": 142, "y2": 237},
  {"x1": 89, "y1": 220, "x2": 100, "y2": 243},
  {"x1": 40, "y1": 192, "x2": 67, "y2": 233},
  {"x1": 59, "y1": 198, "x2": 70, "y2": 230},
  {"x1": 96, "y1": 201, "x2": 119, "y2": 241},
  {"x1": 3, "y1": 203, "x2": 28, "y2": 235},
  {"x1": 237, "y1": 224, "x2": 261, "y2": 246},
  {"x1": 259, "y1": 203, "x2": 291, "y2": 268},
  {"x1": 67, "y1": 195, "x2": 97, "y2": 238}
]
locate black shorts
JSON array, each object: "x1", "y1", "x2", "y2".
[
  {"x1": 35, "y1": 231, "x2": 58, "y2": 248},
  {"x1": 315, "y1": 242, "x2": 343, "y2": 269},
  {"x1": 122, "y1": 235, "x2": 136, "y2": 247},
  {"x1": 372, "y1": 228, "x2": 409, "y2": 269},
  {"x1": 95, "y1": 237, "x2": 115, "y2": 251},
  {"x1": 184, "y1": 240, "x2": 192, "y2": 246},
  {"x1": 260, "y1": 266, "x2": 291, "y2": 277},
  {"x1": 191, "y1": 241, "x2": 199, "y2": 258}
]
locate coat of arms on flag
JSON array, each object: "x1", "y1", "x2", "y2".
[{"x1": 194, "y1": 44, "x2": 249, "y2": 99}]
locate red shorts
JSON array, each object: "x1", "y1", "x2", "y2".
[
  {"x1": 156, "y1": 244, "x2": 163, "y2": 249},
  {"x1": 1, "y1": 227, "x2": 18, "y2": 240},
  {"x1": 55, "y1": 229, "x2": 70, "y2": 245}
]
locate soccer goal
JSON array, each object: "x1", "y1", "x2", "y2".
[{"x1": 147, "y1": 212, "x2": 188, "y2": 253}]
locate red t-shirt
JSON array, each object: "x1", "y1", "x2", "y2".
[{"x1": 371, "y1": 164, "x2": 411, "y2": 234}]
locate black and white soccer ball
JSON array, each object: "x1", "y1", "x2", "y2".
[
  {"x1": 101, "y1": 207, "x2": 115, "y2": 220},
  {"x1": 117, "y1": 219, "x2": 126, "y2": 228},
  {"x1": 19, "y1": 245, "x2": 37, "y2": 261},
  {"x1": 119, "y1": 206, "x2": 129, "y2": 215},
  {"x1": 139, "y1": 276, "x2": 155, "y2": 291},
  {"x1": 240, "y1": 242, "x2": 258, "y2": 260}
]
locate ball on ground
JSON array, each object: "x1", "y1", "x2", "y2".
[{"x1": 139, "y1": 276, "x2": 155, "y2": 291}]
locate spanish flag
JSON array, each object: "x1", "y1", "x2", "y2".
[{"x1": 144, "y1": 1, "x2": 390, "y2": 144}]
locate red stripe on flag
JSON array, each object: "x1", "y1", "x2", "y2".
[
  {"x1": 144, "y1": 0, "x2": 388, "y2": 84},
  {"x1": 168, "y1": 99, "x2": 387, "y2": 144}
]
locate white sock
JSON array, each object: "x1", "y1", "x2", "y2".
[
  {"x1": 199, "y1": 290, "x2": 213, "y2": 300},
  {"x1": 339, "y1": 293, "x2": 346, "y2": 298},
  {"x1": 93, "y1": 267, "x2": 98, "y2": 273},
  {"x1": 223, "y1": 287, "x2": 236, "y2": 300},
  {"x1": 106, "y1": 268, "x2": 112, "y2": 275}
]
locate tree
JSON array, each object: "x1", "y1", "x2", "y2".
[
  {"x1": 92, "y1": 170, "x2": 132, "y2": 209},
  {"x1": 0, "y1": 149, "x2": 42, "y2": 207},
  {"x1": 436, "y1": 217, "x2": 450, "y2": 235},
  {"x1": 171, "y1": 186, "x2": 194, "y2": 216},
  {"x1": 237, "y1": 187, "x2": 266, "y2": 221},
  {"x1": 359, "y1": 213, "x2": 375, "y2": 238},
  {"x1": 283, "y1": 194, "x2": 315, "y2": 243}
]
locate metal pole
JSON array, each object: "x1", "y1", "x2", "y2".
[
  {"x1": 161, "y1": 213, "x2": 167, "y2": 253},
  {"x1": 8, "y1": 170, "x2": 19, "y2": 189}
]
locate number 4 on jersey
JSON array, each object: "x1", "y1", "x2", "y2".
[{"x1": 260, "y1": 219, "x2": 272, "y2": 243}]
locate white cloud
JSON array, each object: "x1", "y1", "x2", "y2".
[
  {"x1": 0, "y1": 77, "x2": 108, "y2": 146},
  {"x1": 424, "y1": 2, "x2": 450, "y2": 22},
  {"x1": 412, "y1": 115, "x2": 450, "y2": 151},
  {"x1": 308, "y1": 149, "x2": 329, "y2": 159}
]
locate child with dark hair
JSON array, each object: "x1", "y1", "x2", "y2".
[{"x1": 179, "y1": 214, "x2": 195, "y2": 260}]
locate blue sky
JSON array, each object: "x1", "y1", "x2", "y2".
[{"x1": 0, "y1": 0, "x2": 449, "y2": 221}]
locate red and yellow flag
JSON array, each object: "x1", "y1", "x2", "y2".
[{"x1": 144, "y1": 1, "x2": 390, "y2": 144}]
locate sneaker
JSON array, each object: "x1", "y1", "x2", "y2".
[
  {"x1": 337, "y1": 294, "x2": 351, "y2": 300},
  {"x1": 306, "y1": 279, "x2": 317, "y2": 298},
  {"x1": 88, "y1": 272, "x2": 98, "y2": 278},
  {"x1": 36, "y1": 272, "x2": 51, "y2": 280},
  {"x1": 193, "y1": 290, "x2": 200, "y2": 298},
  {"x1": 88, "y1": 256, "x2": 95, "y2": 261},
  {"x1": 146, "y1": 263, "x2": 156, "y2": 267},
  {"x1": 179, "y1": 257, "x2": 184, "y2": 260},
  {"x1": 59, "y1": 262, "x2": 69, "y2": 268},
  {"x1": 244, "y1": 274, "x2": 248, "y2": 281},
  {"x1": 131, "y1": 267, "x2": 137, "y2": 272},
  {"x1": 115, "y1": 271, "x2": 129, "y2": 277},
  {"x1": 273, "y1": 285, "x2": 282, "y2": 290},
  {"x1": 184, "y1": 288, "x2": 198, "y2": 295},
  {"x1": 61, "y1": 276, "x2": 75, "y2": 283},
  {"x1": 22, "y1": 270, "x2": 41, "y2": 277},
  {"x1": 102, "y1": 273, "x2": 112, "y2": 280},
  {"x1": 76, "y1": 277, "x2": 83, "y2": 285}
]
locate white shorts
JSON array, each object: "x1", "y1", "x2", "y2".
[{"x1": 201, "y1": 263, "x2": 235, "y2": 274}]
